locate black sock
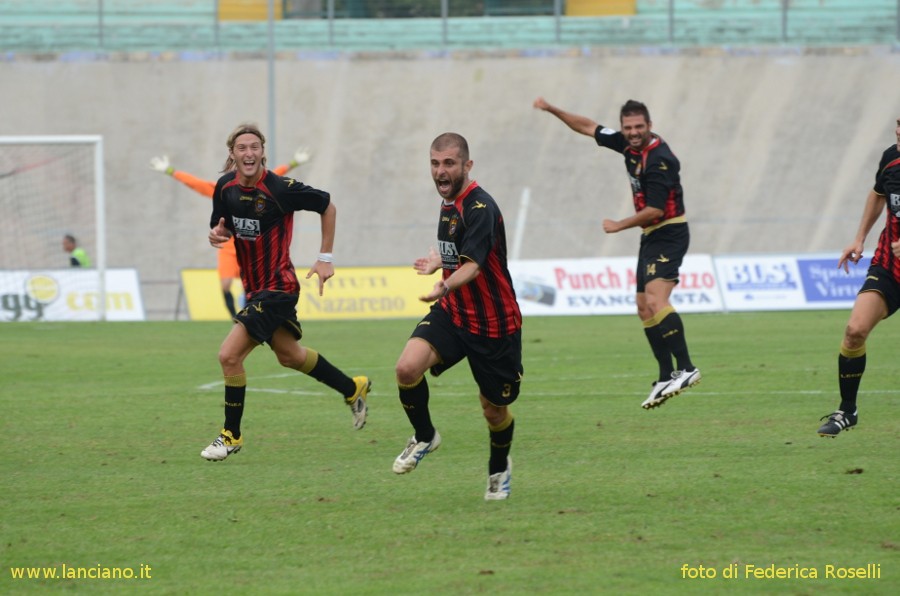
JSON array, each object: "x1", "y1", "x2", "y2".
[
  {"x1": 657, "y1": 310, "x2": 694, "y2": 372},
  {"x1": 223, "y1": 291, "x2": 237, "y2": 317},
  {"x1": 300, "y1": 349, "x2": 356, "y2": 398},
  {"x1": 838, "y1": 349, "x2": 866, "y2": 413},
  {"x1": 489, "y1": 416, "x2": 514, "y2": 475},
  {"x1": 643, "y1": 324, "x2": 674, "y2": 381},
  {"x1": 223, "y1": 374, "x2": 246, "y2": 438},
  {"x1": 398, "y1": 376, "x2": 435, "y2": 443}
]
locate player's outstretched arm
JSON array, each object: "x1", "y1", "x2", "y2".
[
  {"x1": 533, "y1": 97, "x2": 600, "y2": 137},
  {"x1": 273, "y1": 147, "x2": 314, "y2": 176}
]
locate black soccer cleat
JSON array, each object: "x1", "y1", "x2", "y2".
[{"x1": 817, "y1": 410, "x2": 858, "y2": 438}]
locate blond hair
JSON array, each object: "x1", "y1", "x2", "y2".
[{"x1": 222, "y1": 123, "x2": 267, "y2": 172}]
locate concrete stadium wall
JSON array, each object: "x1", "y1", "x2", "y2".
[{"x1": 1, "y1": 46, "x2": 898, "y2": 318}]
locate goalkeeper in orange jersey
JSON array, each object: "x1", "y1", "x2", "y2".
[{"x1": 150, "y1": 147, "x2": 313, "y2": 317}]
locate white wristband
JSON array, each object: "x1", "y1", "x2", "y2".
[{"x1": 317, "y1": 252, "x2": 334, "y2": 263}]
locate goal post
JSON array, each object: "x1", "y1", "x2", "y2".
[{"x1": 0, "y1": 135, "x2": 107, "y2": 320}]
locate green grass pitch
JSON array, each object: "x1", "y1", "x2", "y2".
[{"x1": 1, "y1": 311, "x2": 897, "y2": 594}]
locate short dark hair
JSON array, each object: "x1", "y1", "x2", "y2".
[
  {"x1": 431, "y1": 132, "x2": 469, "y2": 162},
  {"x1": 620, "y1": 100, "x2": 650, "y2": 124}
]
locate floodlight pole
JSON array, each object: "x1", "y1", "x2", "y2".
[
  {"x1": 267, "y1": 0, "x2": 277, "y2": 160},
  {"x1": 441, "y1": 0, "x2": 448, "y2": 46}
]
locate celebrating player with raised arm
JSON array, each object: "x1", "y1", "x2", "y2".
[{"x1": 534, "y1": 96, "x2": 700, "y2": 410}]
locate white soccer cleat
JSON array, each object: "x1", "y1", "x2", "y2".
[
  {"x1": 392, "y1": 431, "x2": 441, "y2": 474},
  {"x1": 346, "y1": 376, "x2": 371, "y2": 430},
  {"x1": 485, "y1": 457, "x2": 512, "y2": 501},
  {"x1": 201, "y1": 429, "x2": 243, "y2": 461},
  {"x1": 641, "y1": 380, "x2": 672, "y2": 409},
  {"x1": 660, "y1": 368, "x2": 701, "y2": 398}
]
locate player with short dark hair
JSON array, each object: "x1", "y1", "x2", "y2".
[
  {"x1": 533, "y1": 97, "x2": 700, "y2": 409},
  {"x1": 150, "y1": 147, "x2": 312, "y2": 317},
  {"x1": 392, "y1": 132, "x2": 523, "y2": 500},
  {"x1": 200, "y1": 123, "x2": 369, "y2": 461},
  {"x1": 62, "y1": 234, "x2": 90, "y2": 267},
  {"x1": 818, "y1": 116, "x2": 900, "y2": 437}
]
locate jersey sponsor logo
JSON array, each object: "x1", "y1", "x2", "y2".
[
  {"x1": 232, "y1": 216, "x2": 261, "y2": 238},
  {"x1": 629, "y1": 174, "x2": 642, "y2": 193},
  {"x1": 438, "y1": 240, "x2": 460, "y2": 268},
  {"x1": 239, "y1": 194, "x2": 254, "y2": 201},
  {"x1": 890, "y1": 193, "x2": 900, "y2": 215}
]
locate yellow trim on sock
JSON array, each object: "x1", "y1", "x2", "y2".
[
  {"x1": 840, "y1": 344, "x2": 866, "y2": 359},
  {"x1": 224, "y1": 373, "x2": 246, "y2": 387},
  {"x1": 299, "y1": 348, "x2": 319, "y2": 374},
  {"x1": 397, "y1": 375, "x2": 425, "y2": 390},
  {"x1": 488, "y1": 411, "x2": 514, "y2": 433},
  {"x1": 643, "y1": 305, "x2": 676, "y2": 328}
]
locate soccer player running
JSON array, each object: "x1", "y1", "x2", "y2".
[
  {"x1": 533, "y1": 97, "x2": 700, "y2": 409},
  {"x1": 818, "y1": 116, "x2": 900, "y2": 437},
  {"x1": 200, "y1": 123, "x2": 369, "y2": 461},
  {"x1": 393, "y1": 133, "x2": 523, "y2": 501},
  {"x1": 150, "y1": 147, "x2": 313, "y2": 318}
]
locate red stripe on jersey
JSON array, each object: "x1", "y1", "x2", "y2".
[
  {"x1": 452, "y1": 181, "x2": 479, "y2": 212},
  {"x1": 882, "y1": 157, "x2": 900, "y2": 173}
]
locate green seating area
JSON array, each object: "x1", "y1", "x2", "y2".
[{"x1": 0, "y1": 0, "x2": 896, "y2": 53}]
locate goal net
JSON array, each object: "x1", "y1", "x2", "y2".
[{"x1": 0, "y1": 136, "x2": 107, "y2": 320}]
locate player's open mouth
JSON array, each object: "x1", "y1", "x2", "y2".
[{"x1": 437, "y1": 179, "x2": 451, "y2": 192}]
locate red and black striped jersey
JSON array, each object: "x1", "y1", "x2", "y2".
[
  {"x1": 436, "y1": 181, "x2": 522, "y2": 338},
  {"x1": 211, "y1": 170, "x2": 330, "y2": 299},
  {"x1": 594, "y1": 127, "x2": 685, "y2": 229},
  {"x1": 871, "y1": 144, "x2": 900, "y2": 282}
]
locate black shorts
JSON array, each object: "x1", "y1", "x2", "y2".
[
  {"x1": 636, "y1": 222, "x2": 690, "y2": 293},
  {"x1": 410, "y1": 306, "x2": 523, "y2": 407},
  {"x1": 235, "y1": 290, "x2": 303, "y2": 345},
  {"x1": 858, "y1": 265, "x2": 900, "y2": 317}
]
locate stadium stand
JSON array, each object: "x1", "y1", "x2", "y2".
[{"x1": 0, "y1": 0, "x2": 896, "y2": 52}]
